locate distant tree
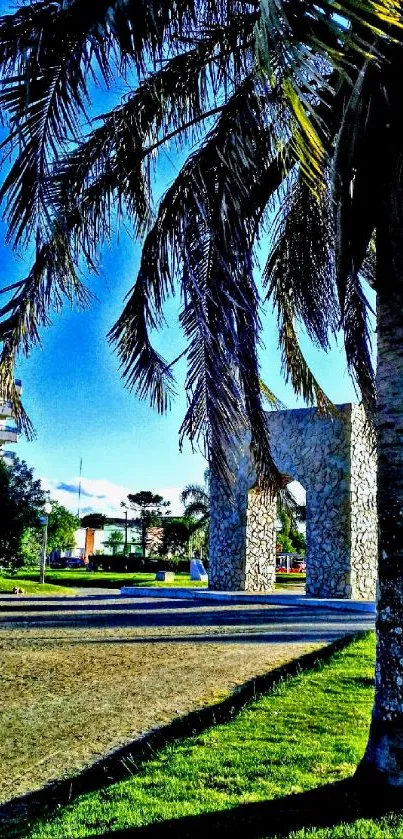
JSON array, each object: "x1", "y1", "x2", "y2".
[
  {"x1": 0, "y1": 458, "x2": 46, "y2": 567},
  {"x1": 19, "y1": 527, "x2": 42, "y2": 567},
  {"x1": 161, "y1": 518, "x2": 193, "y2": 556},
  {"x1": 180, "y1": 483, "x2": 209, "y2": 523},
  {"x1": 47, "y1": 502, "x2": 79, "y2": 553},
  {"x1": 80, "y1": 513, "x2": 107, "y2": 529},
  {"x1": 290, "y1": 528, "x2": 306, "y2": 555},
  {"x1": 103, "y1": 529, "x2": 124, "y2": 556},
  {"x1": 276, "y1": 508, "x2": 306, "y2": 555},
  {"x1": 126, "y1": 492, "x2": 170, "y2": 557},
  {"x1": 181, "y1": 479, "x2": 210, "y2": 556}
]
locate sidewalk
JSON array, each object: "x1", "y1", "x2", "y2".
[{"x1": 120, "y1": 586, "x2": 376, "y2": 614}]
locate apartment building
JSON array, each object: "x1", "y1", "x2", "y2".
[{"x1": 0, "y1": 379, "x2": 21, "y2": 468}]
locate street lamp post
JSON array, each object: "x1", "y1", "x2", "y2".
[
  {"x1": 39, "y1": 501, "x2": 52, "y2": 584},
  {"x1": 120, "y1": 501, "x2": 129, "y2": 556}
]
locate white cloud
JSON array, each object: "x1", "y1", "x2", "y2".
[
  {"x1": 40, "y1": 476, "x2": 184, "y2": 517},
  {"x1": 40, "y1": 475, "x2": 306, "y2": 521}
]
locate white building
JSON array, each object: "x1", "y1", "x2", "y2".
[{"x1": 0, "y1": 379, "x2": 21, "y2": 467}]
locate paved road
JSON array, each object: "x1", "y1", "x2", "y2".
[{"x1": 0, "y1": 592, "x2": 375, "y2": 642}]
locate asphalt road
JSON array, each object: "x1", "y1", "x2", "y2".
[{"x1": 0, "y1": 593, "x2": 375, "y2": 643}]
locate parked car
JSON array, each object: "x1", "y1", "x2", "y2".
[
  {"x1": 49, "y1": 557, "x2": 68, "y2": 569},
  {"x1": 291, "y1": 559, "x2": 306, "y2": 573},
  {"x1": 65, "y1": 557, "x2": 86, "y2": 569}
]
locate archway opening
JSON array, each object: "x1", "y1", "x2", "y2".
[{"x1": 275, "y1": 478, "x2": 307, "y2": 591}]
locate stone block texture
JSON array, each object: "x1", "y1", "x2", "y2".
[
  {"x1": 209, "y1": 404, "x2": 377, "y2": 599},
  {"x1": 208, "y1": 432, "x2": 276, "y2": 592}
]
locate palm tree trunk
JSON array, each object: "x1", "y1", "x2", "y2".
[{"x1": 359, "y1": 165, "x2": 403, "y2": 785}]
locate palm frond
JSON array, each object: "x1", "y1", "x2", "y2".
[
  {"x1": 333, "y1": 58, "x2": 389, "y2": 415},
  {"x1": 343, "y1": 277, "x2": 376, "y2": 416},
  {"x1": 110, "y1": 75, "x2": 288, "y2": 486},
  {"x1": 180, "y1": 483, "x2": 209, "y2": 507},
  {"x1": 277, "y1": 483, "x2": 306, "y2": 526},
  {"x1": 51, "y1": 13, "x2": 257, "y2": 240},
  {"x1": 259, "y1": 379, "x2": 285, "y2": 409},
  {"x1": 265, "y1": 170, "x2": 339, "y2": 350},
  {"x1": 265, "y1": 172, "x2": 338, "y2": 411},
  {"x1": 255, "y1": 0, "x2": 402, "y2": 186},
  {"x1": 0, "y1": 226, "x2": 91, "y2": 411}
]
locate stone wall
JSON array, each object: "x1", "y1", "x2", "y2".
[
  {"x1": 208, "y1": 433, "x2": 276, "y2": 592},
  {"x1": 245, "y1": 489, "x2": 277, "y2": 591},
  {"x1": 349, "y1": 404, "x2": 378, "y2": 599},
  {"x1": 266, "y1": 403, "x2": 377, "y2": 599},
  {"x1": 208, "y1": 403, "x2": 377, "y2": 599}
]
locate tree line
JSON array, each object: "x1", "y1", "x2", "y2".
[{"x1": 0, "y1": 457, "x2": 78, "y2": 568}]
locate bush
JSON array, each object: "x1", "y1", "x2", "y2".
[{"x1": 89, "y1": 554, "x2": 191, "y2": 573}]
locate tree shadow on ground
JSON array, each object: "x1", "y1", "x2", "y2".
[
  {"x1": 85, "y1": 777, "x2": 403, "y2": 839},
  {"x1": 0, "y1": 636, "x2": 359, "y2": 837}
]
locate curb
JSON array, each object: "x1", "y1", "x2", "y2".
[{"x1": 120, "y1": 586, "x2": 376, "y2": 614}]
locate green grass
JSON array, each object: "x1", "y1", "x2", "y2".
[
  {"x1": 14, "y1": 633, "x2": 399, "y2": 839},
  {"x1": 12, "y1": 569, "x2": 207, "y2": 589},
  {"x1": 12, "y1": 569, "x2": 303, "y2": 592},
  {"x1": 275, "y1": 572, "x2": 306, "y2": 586},
  {"x1": 0, "y1": 575, "x2": 73, "y2": 596}
]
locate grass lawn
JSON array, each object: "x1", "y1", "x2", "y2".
[
  {"x1": 12, "y1": 569, "x2": 305, "y2": 592},
  {"x1": 0, "y1": 575, "x2": 73, "y2": 596},
  {"x1": 275, "y1": 572, "x2": 305, "y2": 590},
  {"x1": 12, "y1": 632, "x2": 400, "y2": 839},
  {"x1": 12, "y1": 569, "x2": 207, "y2": 589}
]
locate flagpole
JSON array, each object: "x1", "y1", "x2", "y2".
[{"x1": 77, "y1": 457, "x2": 83, "y2": 520}]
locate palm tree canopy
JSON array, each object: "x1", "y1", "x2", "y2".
[
  {"x1": 0, "y1": 0, "x2": 400, "y2": 481},
  {"x1": 181, "y1": 482, "x2": 210, "y2": 519}
]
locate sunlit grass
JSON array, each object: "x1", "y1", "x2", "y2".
[
  {"x1": 8, "y1": 569, "x2": 207, "y2": 589},
  {"x1": 0, "y1": 575, "x2": 72, "y2": 596}
]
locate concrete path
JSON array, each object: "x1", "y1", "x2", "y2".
[
  {"x1": 120, "y1": 586, "x2": 376, "y2": 613},
  {"x1": 0, "y1": 593, "x2": 374, "y2": 805}
]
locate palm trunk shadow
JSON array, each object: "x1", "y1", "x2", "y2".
[{"x1": 85, "y1": 777, "x2": 402, "y2": 839}]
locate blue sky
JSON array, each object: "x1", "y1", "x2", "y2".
[{"x1": 0, "y1": 4, "x2": 366, "y2": 516}]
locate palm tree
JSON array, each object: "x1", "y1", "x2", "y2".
[
  {"x1": 181, "y1": 483, "x2": 210, "y2": 525},
  {"x1": 0, "y1": 0, "x2": 393, "y2": 479},
  {"x1": 0, "y1": 0, "x2": 402, "y2": 785},
  {"x1": 181, "y1": 477, "x2": 210, "y2": 557}
]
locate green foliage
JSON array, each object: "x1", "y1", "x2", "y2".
[
  {"x1": 0, "y1": 458, "x2": 46, "y2": 568},
  {"x1": 276, "y1": 533, "x2": 294, "y2": 554},
  {"x1": 277, "y1": 507, "x2": 306, "y2": 554},
  {"x1": 180, "y1": 481, "x2": 209, "y2": 555},
  {"x1": 126, "y1": 491, "x2": 171, "y2": 557},
  {"x1": 80, "y1": 513, "x2": 107, "y2": 529},
  {"x1": 290, "y1": 528, "x2": 306, "y2": 554},
  {"x1": 19, "y1": 527, "x2": 42, "y2": 567},
  {"x1": 103, "y1": 530, "x2": 124, "y2": 555},
  {"x1": 47, "y1": 502, "x2": 78, "y2": 553},
  {"x1": 161, "y1": 518, "x2": 192, "y2": 555}
]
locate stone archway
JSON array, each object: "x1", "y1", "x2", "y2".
[{"x1": 208, "y1": 403, "x2": 377, "y2": 600}]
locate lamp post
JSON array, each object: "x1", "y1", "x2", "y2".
[
  {"x1": 120, "y1": 501, "x2": 129, "y2": 556},
  {"x1": 39, "y1": 501, "x2": 52, "y2": 584}
]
